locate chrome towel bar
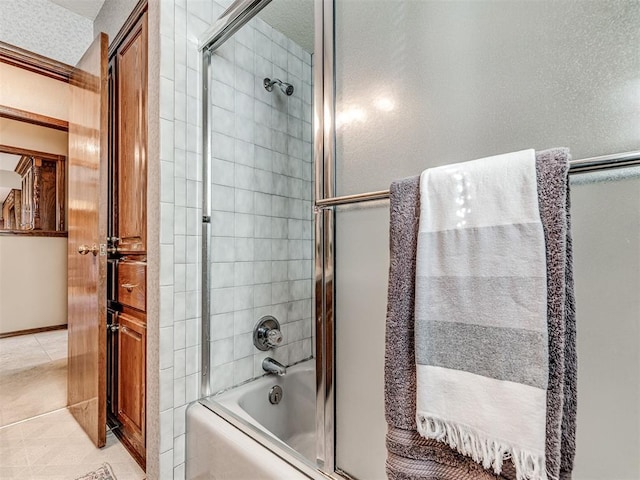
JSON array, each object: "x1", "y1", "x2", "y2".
[{"x1": 315, "y1": 150, "x2": 640, "y2": 209}]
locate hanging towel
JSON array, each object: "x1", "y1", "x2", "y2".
[
  {"x1": 535, "y1": 149, "x2": 576, "y2": 480},
  {"x1": 415, "y1": 149, "x2": 550, "y2": 479},
  {"x1": 385, "y1": 148, "x2": 575, "y2": 480},
  {"x1": 385, "y1": 175, "x2": 517, "y2": 480}
]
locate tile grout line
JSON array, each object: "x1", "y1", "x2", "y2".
[
  {"x1": 33, "y1": 333, "x2": 55, "y2": 362},
  {"x1": 0, "y1": 406, "x2": 69, "y2": 431}
]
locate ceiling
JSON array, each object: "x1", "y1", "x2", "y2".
[
  {"x1": 49, "y1": 0, "x2": 106, "y2": 21},
  {"x1": 47, "y1": 0, "x2": 313, "y2": 52}
]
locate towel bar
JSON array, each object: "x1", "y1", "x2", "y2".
[{"x1": 315, "y1": 150, "x2": 640, "y2": 209}]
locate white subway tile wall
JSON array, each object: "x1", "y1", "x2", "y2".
[
  {"x1": 208, "y1": 7, "x2": 314, "y2": 394},
  {"x1": 159, "y1": 0, "x2": 313, "y2": 477}
]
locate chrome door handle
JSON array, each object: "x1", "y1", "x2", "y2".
[{"x1": 78, "y1": 244, "x2": 99, "y2": 256}]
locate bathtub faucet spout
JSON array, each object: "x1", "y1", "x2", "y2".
[{"x1": 262, "y1": 357, "x2": 287, "y2": 376}]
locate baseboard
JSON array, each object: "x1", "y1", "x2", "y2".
[{"x1": 0, "y1": 324, "x2": 67, "y2": 339}]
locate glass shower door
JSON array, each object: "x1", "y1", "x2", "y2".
[{"x1": 331, "y1": 1, "x2": 640, "y2": 478}]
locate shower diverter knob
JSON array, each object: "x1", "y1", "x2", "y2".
[
  {"x1": 267, "y1": 328, "x2": 283, "y2": 347},
  {"x1": 253, "y1": 315, "x2": 283, "y2": 351}
]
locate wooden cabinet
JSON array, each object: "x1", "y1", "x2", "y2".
[
  {"x1": 106, "y1": 5, "x2": 148, "y2": 469},
  {"x1": 115, "y1": 12, "x2": 147, "y2": 254},
  {"x1": 117, "y1": 312, "x2": 146, "y2": 454}
]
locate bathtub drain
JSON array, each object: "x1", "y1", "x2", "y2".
[{"x1": 269, "y1": 385, "x2": 283, "y2": 404}]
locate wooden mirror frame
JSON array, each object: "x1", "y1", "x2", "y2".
[
  {"x1": 0, "y1": 41, "x2": 72, "y2": 237},
  {"x1": 1, "y1": 145, "x2": 66, "y2": 234}
]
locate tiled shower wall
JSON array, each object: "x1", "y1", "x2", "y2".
[
  {"x1": 158, "y1": 1, "x2": 209, "y2": 477},
  {"x1": 207, "y1": 13, "x2": 314, "y2": 394},
  {"x1": 159, "y1": 0, "x2": 313, "y2": 477}
]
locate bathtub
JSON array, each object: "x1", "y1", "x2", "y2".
[{"x1": 186, "y1": 360, "x2": 326, "y2": 480}]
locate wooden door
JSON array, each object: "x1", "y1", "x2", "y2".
[
  {"x1": 117, "y1": 312, "x2": 146, "y2": 453},
  {"x1": 67, "y1": 32, "x2": 109, "y2": 447},
  {"x1": 115, "y1": 12, "x2": 147, "y2": 253}
]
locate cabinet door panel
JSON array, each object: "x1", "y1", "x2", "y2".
[
  {"x1": 117, "y1": 312, "x2": 146, "y2": 447},
  {"x1": 116, "y1": 12, "x2": 147, "y2": 253}
]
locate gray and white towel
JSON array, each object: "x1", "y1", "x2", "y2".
[
  {"x1": 385, "y1": 149, "x2": 576, "y2": 480},
  {"x1": 415, "y1": 150, "x2": 548, "y2": 479}
]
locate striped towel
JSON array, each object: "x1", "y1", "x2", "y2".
[{"x1": 415, "y1": 149, "x2": 549, "y2": 479}]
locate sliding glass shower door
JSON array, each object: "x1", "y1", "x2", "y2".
[{"x1": 331, "y1": 1, "x2": 640, "y2": 478}]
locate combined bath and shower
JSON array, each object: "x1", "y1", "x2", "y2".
[{"x1": 263, "y1": 77, "x2": 294, "y2": 96}]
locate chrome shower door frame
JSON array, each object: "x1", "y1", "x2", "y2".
[
  {"x1": 199, "y1": 0, "x2": 341, "y2": 477},
  {"x1": 314, "y1": 0, "x2": 336, "y2": 474}
]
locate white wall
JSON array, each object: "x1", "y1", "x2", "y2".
[
  {"x1": 0, "y1": 63, "x2": 70, "y2": 121},
  {"x1": 334, "y1": 1, "x2": 640, "y2": 479},
  {"x1": 0, "y1": 118, "x2": 68, "y2": 156},
  {"x1": 0, "y1": 236, "x2": 68, "y2": 334},
  {"x1": 0, "y1": 0, "x2": 93, "y2": 66}
]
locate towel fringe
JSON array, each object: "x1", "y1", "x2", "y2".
[{"x1": 417, "y1": 413, "x2": 548, "y2": 480}]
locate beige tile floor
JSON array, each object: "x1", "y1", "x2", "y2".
[
  {"x1": 0, "y1": 330, "x2": 68, "y2": 427},
  {"x1": 0, "y1": 408, "x2": 145, "y2": 479},
  {"x1": 0, "y1": 330, "x2": 146, "y2": 479}
]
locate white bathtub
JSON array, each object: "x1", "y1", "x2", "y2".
[{"x1": 186, "y1": 360, "x2": 324, "y2": 480}]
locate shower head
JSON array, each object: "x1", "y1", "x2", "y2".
[{"x1": 263, "y1": 77, "x2": 294, "y2": 96}]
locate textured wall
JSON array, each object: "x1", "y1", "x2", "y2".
[
  {"x1": 93, "y1": 0, "x2": 139, "y2": 43},
  {"x1": 0, "y1": 0, "x2": 93, "y2": 66}
]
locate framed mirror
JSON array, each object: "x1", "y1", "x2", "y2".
[
  {"x1": 0, "y1": 145, "x2": 66, "y2": 232},
  {"x1": 1, "y1": 41, "x2": 70, "y2": 236}
]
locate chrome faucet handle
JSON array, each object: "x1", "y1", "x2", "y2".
[
  {"x1": 266, "y1": 328, "x2": 283, "y2": 347},
  {"x1": 253, "y1": 315, "x2": 283, "y2": 351}
]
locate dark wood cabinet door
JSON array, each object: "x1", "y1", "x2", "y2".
[
  {"x1": 107, "y1": 6, "x2": 147, "y2": 468},
  {"x1": 117, "y1": 312, "x2": 146, "y2": 454},
  {"x1": 115, "y1": 12, "x2": 147, "y2": 253}
]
